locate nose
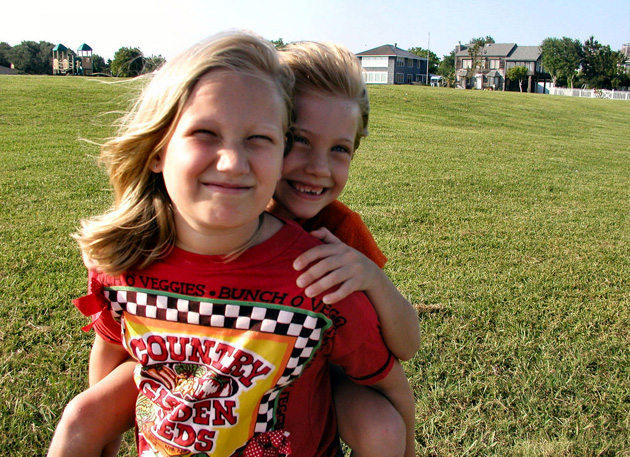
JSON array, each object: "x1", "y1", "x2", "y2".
[
  {"x1": 303, "y1": 149, "x2": 331, "y2": 178},
  {"x1": 216, "y1": 142, "x2": 249, "y2": 175}
]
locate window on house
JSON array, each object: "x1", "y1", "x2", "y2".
[
  {"x1": 397, "y1": 57, "x2": 405, "y2": 67},
  {"x1": 406, "y1": 74, "x2": 413, "y2": 83},
  {"x1": 507, "y1": 61, "x2": 534, "y2": 73},
  {"x1": 361, "y1": 56, "x2": 389, "y2": 68},
  {"x1": 415, "y1": 74, "x2": 422, "y2": 82},
  {"x1": 407, "y1": 59, "x2": 413, "y2": 68},
  {"x1": 363, "y1": 71, "x2": 388, "y2": 84},
  {"x1": 489, "y1": 59, "x2": 500, "y2": 69},
  {"x1": 462, "y1": 59, "x2": 472, "y2": 69},
  {"x1": 395, "y1": 73, "x2": 404, "y2": 83}
]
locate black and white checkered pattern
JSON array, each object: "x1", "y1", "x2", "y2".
[{"x1": 104, "y1": 287, "x2": 331, "y2": 432}]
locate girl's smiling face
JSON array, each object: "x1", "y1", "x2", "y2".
[
  {"x1": 155, "y1": 69, "x2": 286, "y2": 254},
  {"x1": 273, "y1": 91, "x2": 360, "y2": 220}
]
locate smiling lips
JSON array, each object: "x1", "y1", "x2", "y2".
[
  {"x1": 289, "y1": 180, "x2": 326, "y2": 197},
  {"x1": 202, "y1": 181, "x2": 253, "y2": 194}
]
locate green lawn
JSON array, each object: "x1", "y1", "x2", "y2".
[{"x1": 1, "y1": 76, "x2": 629, "y2": 456}]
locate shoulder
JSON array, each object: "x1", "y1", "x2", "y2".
[{"x1": 305, "y1": 201, "x2": 388, "y2": 268}]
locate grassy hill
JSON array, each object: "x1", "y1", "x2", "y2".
[{"x1": 1, "y1": 76, "x2": 629, "y2": 456}]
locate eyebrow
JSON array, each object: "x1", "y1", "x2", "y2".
[{"x1": 292, "y1": 126, "x2": 354, "y2": 145}]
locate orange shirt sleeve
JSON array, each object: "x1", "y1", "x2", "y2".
[{"x1": 300, "y1": 200, "x2": 387, "y2": 268}]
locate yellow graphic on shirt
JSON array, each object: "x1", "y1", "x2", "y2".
[{"x1": 123, "y1": 313, "x2": 295, "y2": 457}]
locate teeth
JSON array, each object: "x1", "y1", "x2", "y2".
[{"x1": 291, "y1": 181, "x2": 324, "y2": 196}]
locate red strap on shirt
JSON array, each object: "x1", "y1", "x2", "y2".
[
  {"x1": 243, "y1": 430, "x2": 292, "y2": 457},
  {"x1": 72, "y1": 277, "x2": 109, "y2": 332}
]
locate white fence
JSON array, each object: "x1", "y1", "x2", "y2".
[{"x1": 550, "y1": 87, "x2": 630, "y2": 100}]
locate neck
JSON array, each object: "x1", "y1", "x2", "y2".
[
  {"x1": 266, "y1": 198, "x2": 295, "y2": 221},
  {"x1": 174, "y1": 215, "x2": 265, "y2": 257}
]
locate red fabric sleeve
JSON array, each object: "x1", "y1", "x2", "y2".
[
  {"x1": 328, "y1": 291, "x2": 394, "y2": 385},
  {"x1": 300, "y1": 200, "x2": 387, "y2": 268},
  {"x1": 73, "y1": 270, "x2": 123, "y2": 345}
]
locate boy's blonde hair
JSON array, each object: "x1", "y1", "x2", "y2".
[
  {"x1": 74, "y1": 31, "x2": 294, "y2": 275},
  {"x1": 281, "y1": 41, "x2": 369, "y2": 151}
]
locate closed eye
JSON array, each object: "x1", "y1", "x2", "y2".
[
  {"x1": 248, "y1": 134, "x2": 276, "y2": 143},
  {"x1": 193, "y1": 129, "x2": 217, "y2": 138}
]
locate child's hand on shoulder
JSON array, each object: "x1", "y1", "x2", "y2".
[{"x1": 293, "y1": 227, "x2": 380, "y2": 304}]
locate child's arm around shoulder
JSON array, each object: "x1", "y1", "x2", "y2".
[{"x1": 293, "y1": 228, "x2": 421, "y2": 360}]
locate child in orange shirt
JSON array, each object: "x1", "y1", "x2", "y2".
[{"x1": 272, "y1": 41, "x2": 419, "y2": 457}]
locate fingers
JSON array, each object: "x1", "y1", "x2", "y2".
[
  {"x1": 309, "y1": 227, "x2": 342, "y2": 244},
  {"x1": 293, "y1": 242, "x2": 345, "y2": 271},
  {"x1": 294, "y1": 245, "x2": 371, "y2": 304},
  {"x1": 301, "y1": 265, "x2": 360, "y2": 304}
]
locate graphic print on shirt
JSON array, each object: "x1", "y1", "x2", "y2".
[{"x1": 103, "y1": 287, "x2": 332, "y2": 457}]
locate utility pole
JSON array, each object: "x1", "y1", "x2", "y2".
[{"x1": 426, "y1": 32, "x2": 430, "y2": 85}]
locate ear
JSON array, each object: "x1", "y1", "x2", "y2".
[{"x1": 151, "y1": 154, "x2": 164, "y2": 173}]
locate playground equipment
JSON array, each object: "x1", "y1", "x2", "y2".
[{"x1": 52, "y1": 43, "x2": 93, "y2": 75}]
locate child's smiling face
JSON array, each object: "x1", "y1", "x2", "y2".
[
  {"x1": 155, "y1": 69, "x2": 286, "y2": 254},
  {"x1": 273, "y1": 91, "x2": 360, "y2": 220}
]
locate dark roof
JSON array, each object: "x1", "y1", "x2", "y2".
[
  {"x1": 0, "y1": 65, "x2": 17, "y2": 75},
  {"x1": 357, "y1": 44, "x2": 427, "y2": 60},
  {"x1": 456, "y1": 43, "x2": 516, "y2": 57},
  {"x1": 506, "y1": 46, "x2": 541, "y2": 61},
  {"x1": 77, "y1": 43, "x2": 92, "y2": 51}
]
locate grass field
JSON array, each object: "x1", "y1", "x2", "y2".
[{"x1": 1, "y1": 75, "x2": 629, "y2": 456}]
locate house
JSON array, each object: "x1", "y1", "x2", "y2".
[
  {"x1": 356, "y1": 44, "x2": 429, "y2": 84},
  {"x1": 455, "y1": 42, "x2": 549, "y2": 92},
  {"x1": 622, "y1": 44, "x2": 630, "y2": 71}
]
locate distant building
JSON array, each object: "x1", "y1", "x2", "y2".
[
  {"x1": 622, "y1": 44, "x2": 630, "y2": 71},
  {"x1": 356, "y1": 44, "x2": 429, "y2": 84},
  {"x1": 455, "y1": 42, "x2": 550, "y2": 92}
]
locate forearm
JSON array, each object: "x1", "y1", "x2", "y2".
[
  {"x1": 364, "y1": 271, "x2": 421, "y2": 360},
  {"x1": 371, "y1": 361, "x2": 416, "y2": 457},
  {"x1": 89, "y1": 335, "x2": 132, "y2": 386}
]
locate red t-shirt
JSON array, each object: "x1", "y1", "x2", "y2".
[
  {"x1": 77, "y1": 219, "x2": 393, "y2": 457},
  {"x1": 299, "y1": 200, "x2": 387, "y2": 268}
]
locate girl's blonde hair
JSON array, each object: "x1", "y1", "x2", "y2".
[
  {"x1": 74, "y1": 31, "x2": 294, "y2": 275},
  {"x1": 281, "y1": 41, "x2": 369, "y2": 151}
]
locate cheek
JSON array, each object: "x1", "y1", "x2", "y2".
[
  {"x1": 280, "y1": 153, "x2": 301, "y2": 178},
  {"x1": 259, "y1": 153, "x2": 284, "y2": 185},
  {"x1": 332, "y1": 163, "x2": 351, "y2": 190}
]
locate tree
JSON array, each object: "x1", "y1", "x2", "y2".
[
  {"x1": 143, "y1": 55, "x2": 166, "y2": 73},
  {"x1": 579, "y1": 36, "x2": 629, "y2": 89},
  {"x1": 270, "y1": 38, "x2": 286, "y2": 50},
  {"x1": 0, "y1": 42, "x2": 11, "y2": 67},
  {"x1": 541, "y1": 37, "x2": 582, "y2": 88},
  {"x1": 408, "y1": 46, "x2": 439, "y2": 74},
  {"x1": 437, "y1": 50, "x2": 456, "y2": 87},
  {"x1": 110, "y1": 47, "x2": 144, "y2": 77},
  {"x1": 467, "y1": 36, "x2": 495, "y2": 76},
  {"x1": 91, "y1": 54, "x2": 108, "y2": 74},
  {"x1": 506, "y1": 65, "x2": 529, "y2": 92},
  {"x1": 9, "y1": 40, "x2": 55, "y2": 74}
]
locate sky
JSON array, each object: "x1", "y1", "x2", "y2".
[{"x1": 5, "y1": 0, "x2": 629, "y2": 61}]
